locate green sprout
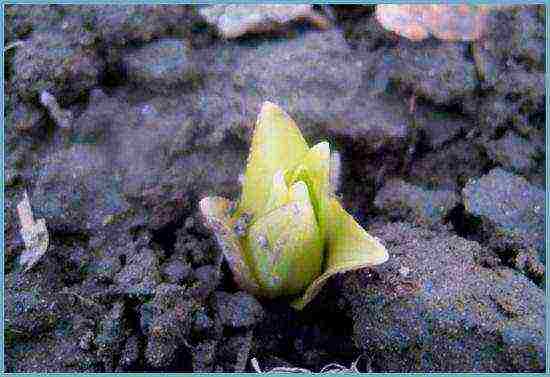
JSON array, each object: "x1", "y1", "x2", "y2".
[{"x1": 200, "y1": 102, "x2": 388, "y2": 310}]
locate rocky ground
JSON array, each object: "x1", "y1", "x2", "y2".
[{"x1": 4, "y1": 5, "x2": 545, "y2": 372}]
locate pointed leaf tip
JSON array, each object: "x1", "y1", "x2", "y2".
[
  {"x1": 240, "y1": 102, "x2": 309, "y2": 218},
  {"x1": 260, "y1": 101, "x2": 279, "y2": 113}
]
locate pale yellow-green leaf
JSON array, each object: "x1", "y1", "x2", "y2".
[
  {"x1": 239, "y1": 101, "x2": 309, "y2": 219},
  {"x1": 246, "y1": 181, "x2": 323, "y2": 298},
  {"x1": 261, "y1": 170, "x2": 290, "y2": 216},
  {"x1": 288, "y1": 141, "x2": 330, "y2": 241},
  {"x1": 291, "y1": 197, "x2": 389, "y2": 310},
  {"x1": 199, "y1": 196, "x2": 261, "y2": 295}
]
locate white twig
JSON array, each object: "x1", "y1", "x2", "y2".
[{"x1": 251, "y1": 356, "x2": 366, "y2": 373}]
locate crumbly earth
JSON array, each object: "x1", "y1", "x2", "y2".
[{"x1": 4, "y1": 5, "x2": 545, "y2": 372}]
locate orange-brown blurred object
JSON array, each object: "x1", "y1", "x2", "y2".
[{"x1": 375, "y1": 4, "x2": 493, "y2": 42}]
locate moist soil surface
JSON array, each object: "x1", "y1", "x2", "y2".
[{"x1": 4, "y1": 5, "x2": 545, "y2": 372}]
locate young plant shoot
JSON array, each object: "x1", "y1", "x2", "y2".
[{"x1": 200, "y1": 101, "x2": 388, "y2": 310}]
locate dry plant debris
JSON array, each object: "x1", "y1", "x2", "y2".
[{"x1": 17, "y1": 191, "x2": 49, "y2": 272}]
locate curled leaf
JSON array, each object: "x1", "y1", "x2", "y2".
[
  {"x1": 199, "y1": 196, "x2": 261, "y2": 295},
  {"x1": 291, "y1": 197, "x2": 388, "y2": 310}
]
